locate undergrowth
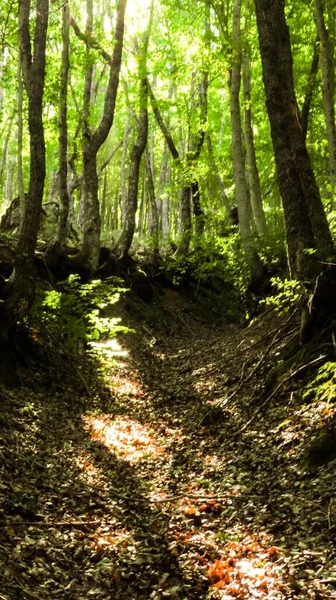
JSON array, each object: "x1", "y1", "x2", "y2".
[{"x1": 29, "y1": 275, "x2": 133, "y2": 368}]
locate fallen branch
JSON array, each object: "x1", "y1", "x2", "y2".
[
  {"x1": 0, "y1": 520, "x2": 100, "y2": 529},
  {"x1": 240, "y1": 354, "x2": 328, "y2": 432}
]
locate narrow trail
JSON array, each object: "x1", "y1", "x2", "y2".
[{"x1": 0, "y1": 290, "x2": 335, "y2": 599}]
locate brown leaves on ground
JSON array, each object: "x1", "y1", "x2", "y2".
[{"x1": 0, "y1": 297, "x2": 336, "y2": 599}]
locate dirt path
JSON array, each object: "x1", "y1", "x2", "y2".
[{"x1": 0, "y1": 293, "x2": 335, "y2": 599}]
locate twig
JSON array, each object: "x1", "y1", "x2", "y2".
[
  {"x1": 218, "y1": 329, "x2": 285, "y2": 411},
  {"x1": 237, "y1": 309, "x2": 298, "y2": 358},
  {"x1": 328, "y1": 498, "x2": 334, "y2": 529},
  {"x1": 0, "y1": 520, "x2": 100, "y2": 529},
  {"x1": 240, "y1": 354, "x2": 328, "y2": 432},
  {"x1": 148, "y1": 493, "x2": 246, "y2": 503}
]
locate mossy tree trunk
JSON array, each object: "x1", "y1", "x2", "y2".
[{"x1": 0, "y1": 0, "x2": 49, "y2": 341}]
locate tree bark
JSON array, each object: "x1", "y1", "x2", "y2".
[
  {"x1": 17, "y1": 51, "x2": 25, "y2": 223},
  {"x1": 230, "y1": 0, "x2": 263, "y2": 282},
  {"x1": 121, "y1": 111, "x2": 131, "y2": 227},
  {"x1": 0, "y1": 0, "x2": 49, "y2": 340},
  {"x1": 158, "y1": 142, "x2": 170, "y2": 237},
  {"x1": 145, "y1": 150, "x2": 160, "y2": 253},
  {"x1": 243, "y1": 50, "x2": 267, "y2": 235},
  {"x1": 56, "y1": 0, "x2": 70, "y2": 247},
  {"x1": 255, "y1": 0, "x2": 332, "y2": 279},
  {"x1": 314, "y1": 0, "x2": 336, "y2": 184},
  {"x1": 71, "y1": 0, "x2": 127, "y2": 271},
  {"x1": 206, "y1": 133, "x2": 230, "y2": 214},
  {"x1": 300, "y1": 40, "x2": 319, "y2": 141},
  {"x1": 116, "y1": 0, "x2": 154, "y2": 257}
]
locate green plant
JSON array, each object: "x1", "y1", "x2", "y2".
[
  {"x1": 261, "y1": 277, "x2": 303, "y2": 314},
  {"x1": 30, "y1": 275, "x2": 131, "y2": 352}
]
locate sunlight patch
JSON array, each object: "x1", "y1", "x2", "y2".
[
  {"x1": 207, "y1": 537, "x2": 283, "y2": 598},
  {"x1": 82, "y1": 415, "x2": 165, "y2": 463},
  {"x1": 108, "y1": 372, "x2": 145, "y2": 398}
]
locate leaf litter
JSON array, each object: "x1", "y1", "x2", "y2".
[{"x1": 0, "y1": 291, "x2": 335, "y2": 599}]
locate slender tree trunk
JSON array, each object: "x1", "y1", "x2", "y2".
[
  {"x1": 17, "y1": 51, "x2": 25, "y2": 223},
  {"x1": 255, "y1": 0, "x2": 327, "y2": 279},
  {"x1": 0, "y1": 117, "x2": 13, "y2": 195},
  {"x1": 230, "y1": 0, "x2": 263, "y2": 282},
  {"x1": 101, "y1": 170, "x2": 108, "y2": 231},
  {"x1": 301, "y1": 40, "x2": 319, "y2": 141},
  {"x1": 121, "y1": 111, "x2": 131, "y2": 226},
  {"x1": 116, "y1": 0, "x2": 154, "y2": 257},
  {"x1": 177, "y1": 186, "x2": 192, "y2": 256},
  {"x1": 157, "y1": 141, "x2": 170, "y2": 236},
  {"x1": 314, "y1": 0, "x2": 336, "y2": 184},
  {"x1": 5, "y1": 152, "x2": 15, "y2": 205},
  {"x1": 71, "y1": 0, "x2": 127, "y2": 271},
  {"x1": 243, "y1": 51, "x2": 267, "y2": 235},
  {"x1": 145, "y1": 151, "x2": 160, "y2": 254},
  {"x1": 56, "y1": 0, "x2": 70, "y2": 246},
  {"x1": 206, "y1": 133, "x2": 230, "y2": 214},
  {"x1": 149, "y1": 78, "x2": 206, "y2": 254}
]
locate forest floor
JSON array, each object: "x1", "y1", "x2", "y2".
[{"x1": 0, "y1": 284, "x2": 336, "y2": 599}]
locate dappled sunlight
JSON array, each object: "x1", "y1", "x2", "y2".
[
  {"x1": 207, "y1": 536, "x2": 283, "y2": 599},
  {"x1": 82, "y1": 415, "x2": 165, "y2": 464},
  {"x1": 90, "y1": 338, "x2": 129, "y2": 367},
  {"x1": 108, "y1": 371, "x2": 145, "y2": 398}
]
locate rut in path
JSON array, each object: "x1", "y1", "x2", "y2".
[{"x1": 0, "y1": 301, "x2": 335, "y2": 599}]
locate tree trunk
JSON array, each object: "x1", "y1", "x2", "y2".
[
  {"x1": 243, "y1": 50, "x2": 267, "y2": 235},
  {"x1": 56, "y1": 0, "x2": 70, "y2": 247},
  {"x1": 206, "y1": 133, "x2": 230, "y2": 214},
  {"x1": 300, "y1": 40, "x2": 319, "y2": 141},
  {"x1": 0, "y1": 0, "x2": 49, "y2": 340},
  {"x1": 256, "y1": 0, "x2": 330, "y2": 279},
  {"x1": 314, "y1": 0, "x2": 336, "y2": 184},
  {"x1": 17, "y1": 51, "x2": 25, "y2": 223},
  {"x1": 116, "y1": 0, "x2": 154, "y2": 257},
  {"x1": 145, "y1": 150, "x2": 159, "y2": 252},
  {"x1": 177, "y1": 185, "x2": 192, "y2": 256},
  {"x1": 157, "y1": 141, "x2": 170, "y2": 237},
  {"x1": 230, "y1": 0, "x2": 263, "y2": 282},
  {"x1": 71, "y1": 0, "x2": 127, "y2": 271},
  {"x1": 121, "y1": 111, "x2": 131, "y2": 227},
  {"x1": 255, "y1": 0, "x2": 329, "y2": 279}
]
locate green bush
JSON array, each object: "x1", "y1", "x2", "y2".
[{"x1": 31, "y1": 275, "x2": 131, "y2": 352}]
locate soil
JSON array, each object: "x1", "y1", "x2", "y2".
[{"x1": 0, "y1": 285, "x2": 335, "y2": 599}]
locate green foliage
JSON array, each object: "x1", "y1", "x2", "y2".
[
  {"x1": 164, "y1": 233, "x2": 250, "y2": 294},
  {"x1": 303, "y1": 361, "x2": 336, "y2": 404},
  {"x1": 31, "y1": 275, "x2": 131, "y2": 352},
  {"x1": 262, "y1": 277, "x2": 303, "y2": 314}
]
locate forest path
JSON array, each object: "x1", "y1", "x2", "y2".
[{"x1": 0, "y1": 291, "x2": 335, "y2": 599}]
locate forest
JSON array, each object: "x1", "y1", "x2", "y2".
[{"x1": 0, "y1": 0, "x2": 336, "y2": 598}]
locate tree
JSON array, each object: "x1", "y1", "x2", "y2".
[
  {"x1": 314, "y1": 0, "x2": 336, "y2": 185},
  {"x1": 56, "y1": 0, "x2": 70, "y2": 247},
  {"x1": 255, "y1": 0, "x2": 333, "y2": 279},
  {"x1": 230, "y1": 0, "x2": 263, "y2": 282},
  {"x1": 0, "y1": 0, "x2": 49, "y2": 343},
  {"x1": 115, "y1": 0, "x2": 154, "y2": 257},
  {"x1": 71, "y1": 0, "x2": 127, "y2": 271}
]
